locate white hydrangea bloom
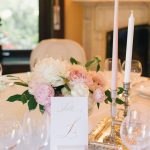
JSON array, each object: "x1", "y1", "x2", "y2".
[{"x1": 31, "y1": 57, "x2": 70, "y2": 87}]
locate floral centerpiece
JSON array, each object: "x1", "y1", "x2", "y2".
[{"x1": 7, "y1": 57, "x2": 107, "y2": 114}]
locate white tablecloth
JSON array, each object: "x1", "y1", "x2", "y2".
[{"x1": 0, "y1": 73, "x2": 150, "y2": 150}]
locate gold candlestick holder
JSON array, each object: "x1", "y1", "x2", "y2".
[
  {"x1": 101, "y1": 90, "x2": 118, "y2": 144},
  {"x1": 89, "y1": 86, "x2": 130, "y2": 149}
]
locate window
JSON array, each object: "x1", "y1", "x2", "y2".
[
  {"x1": 0, "y1": 0, "x2": 39, "y2": 50},
  {"x1": 0, "y1": 0, "x2": 64, "y2": 74}
]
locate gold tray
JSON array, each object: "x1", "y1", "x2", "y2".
[{"x1": 89, "y1": 117, "x2": 128, "y2": 150}]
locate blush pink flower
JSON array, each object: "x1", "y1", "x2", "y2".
[
  {"x1": 93, "y1": 87, "x2": 105, "y2": 103},
  {"x1": 35, "y1": 84, "x2": 54, "y2": 105},
  {"x1": 89, "y1": 71, "x2": 105, "y2": 91},
  {"x1": 69, "y1": 65, "x2": 93, "y2": 86},
  {"x1": 29, "y1": 80, "x2": 54, "y2": 106},
  {"x1": 28, "y1": 77, "x2": 47, "y2": 93}
]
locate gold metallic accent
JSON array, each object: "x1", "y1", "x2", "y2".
[{"x1": 89, "y1": 114, "x2": 128, "y2": 149}]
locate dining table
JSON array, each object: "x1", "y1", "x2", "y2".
[{"x1": 0, "y1": 72, "x2": 150, "y2": 150}]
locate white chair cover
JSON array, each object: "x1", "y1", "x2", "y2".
[{"x1": 30, "y1": 39, "x2": 86, "y2": 70}]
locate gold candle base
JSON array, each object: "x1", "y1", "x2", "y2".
[
  {"x1": 123, "y1": 82, "x2": 130, "y2": 117},
  {"x1": 88, "y1": 84, "x2": 131, "y2": 149},
  {"x1": 89, "y1": 116, "x2": 128, "y2": 149}
]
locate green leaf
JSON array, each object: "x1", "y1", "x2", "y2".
[
  {"x1": 22, "y1": 90, "x2": 38, "y2": 111},
  {"x1": 70, "y1": 57, "x2": 80, "y2": 65},
  {"x1": 95, "y1": 57, "x2": 101, "y2": 72},
  {"x1": 105, "y1": 90, "x2": 111, "y2": 97},
  {"x1": 39, "y1": 104, "x2": 45, "y2": 113},
  {"x1": 104, "y1": 86, "x2": 124, "y2": 106},
  {"x1": 14, "y1": 82, "x2": 28, "y2": 87},
  {"x1": 96, "y1": 64, "x2": 100, "y2": 72},
  {"x1": 116, "y1": 98, "x2": 124, "y2": 104},
  {"x1": 107, "y1": 97, "x2": 112, "y2": 103},
  {"x1": 7, "y1": 94, "x2": 21, "y2": 102},
  {"x1": 28, "y1": 97, "x2": 37, "y2": 111},
  {"x1": 97, "y1": 103, "x2": 100, "y2": 109},
  {"x1": 117, "y1": 87, "x2": 124, "y2": 95},
  {"x1": 20, "y1": 90, "x2": 29, "y2": 104},
  {"x1": 85, "y1": 57, "x2": 101, "y2": 71},
  {"x1": 94, "y1": 56, "x2": 101, "y2": 62},
  {"x1": 85, "y1": 59, "x2": 95, "y2": 68}
]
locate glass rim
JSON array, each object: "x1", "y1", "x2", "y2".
[
  {"x1": 105, "y1": 58, "x2": 121, "y2": 62},
  {"x1": 122, "y1": 59, "x2": 141, "y2": 63}
]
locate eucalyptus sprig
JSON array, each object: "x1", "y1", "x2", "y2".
[{"x1": 104, "y1": 87, "x2": 124, "y2": 104}]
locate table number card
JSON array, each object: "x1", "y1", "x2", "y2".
[{"x1": 50, "y1": 97, "x2": 88, "y2": 150}]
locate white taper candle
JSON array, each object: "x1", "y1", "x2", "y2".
[
  {"x1": 111, "y1": 0, "x2": 119, "y2": 94},
  {"x1": 124, "y1": 11, "x2": 135, "y2": 83}
]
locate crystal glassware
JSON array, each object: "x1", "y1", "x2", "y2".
[
  {"x1": 104, "y1": 58, "x2": 122, "y2": 88},
  {"x1": 104, "y1": 58, "x2": 122, "y2": 72},
  {"x1": 120, "y1": 109, "x2": 150, "y2": 150},
  {"x1": 22, "y1": 110, "x2": 50, "y2": 150},
  {"x1": 122, "y1": 60, "x2": 142, "y2": 86},
  {"x1": 0, "y1": 112, "x2": 22, "y2": 149}
]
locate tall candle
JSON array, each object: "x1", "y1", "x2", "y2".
[
  {"x1": 111, "y1": 0, "x2": 119, "y2": 94},
  {"x1": 124, "y1": 11, "x2": 135, "y2": 83}
]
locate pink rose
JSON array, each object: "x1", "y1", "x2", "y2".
[
  {"x1": 28, "y1": 77, "x2": 47, "y2": 94},
  {"x1": 35, "y1": 84, "x2": 54, "y2": 105},
  {"x1": 29, "y1": 81, "x2": 54, "y2": 106},
  {"x1": 69, "y1": 65, "x2": 93, "y2": 86},
  {"x1": 89, "y1": 71, "x2": 105, "y2": 91},
  {"x1": 93, "y1": 87, "x2": 105, "y2": 103}
]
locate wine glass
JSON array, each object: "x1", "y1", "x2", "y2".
[
  {"x1": 104, "y1": 58, "x2": 122, "y2": 88},
  {"x1": 0, "y1": 112, "x2": 22, "y2": 149},
  {"x1": 120, "y1": 109, "x2": 150, "y2": 150},
  {"x1": 22, "y1": 110, "x2": 50, "y2": 150},
  {"x1": 122, "y1": 60, "x2": 142, "y2": 86},
  {"x1": 0, "y1": 64, "x2": 14, "y2": 89}
]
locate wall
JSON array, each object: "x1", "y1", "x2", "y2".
[
  {"x1": 81, "y1": 3, "x2": 150, "y2": 62},
  {"x1": 64, "y1": 0, "x2": 83, "y2": 45}
]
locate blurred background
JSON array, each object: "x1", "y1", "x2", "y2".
[{"x1": 0, "y1": 0, "x2": 150, "y2": 77}]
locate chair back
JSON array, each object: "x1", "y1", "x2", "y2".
[{"x1": 30, "y1": 39, "x2": 86, "y2": 69}]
